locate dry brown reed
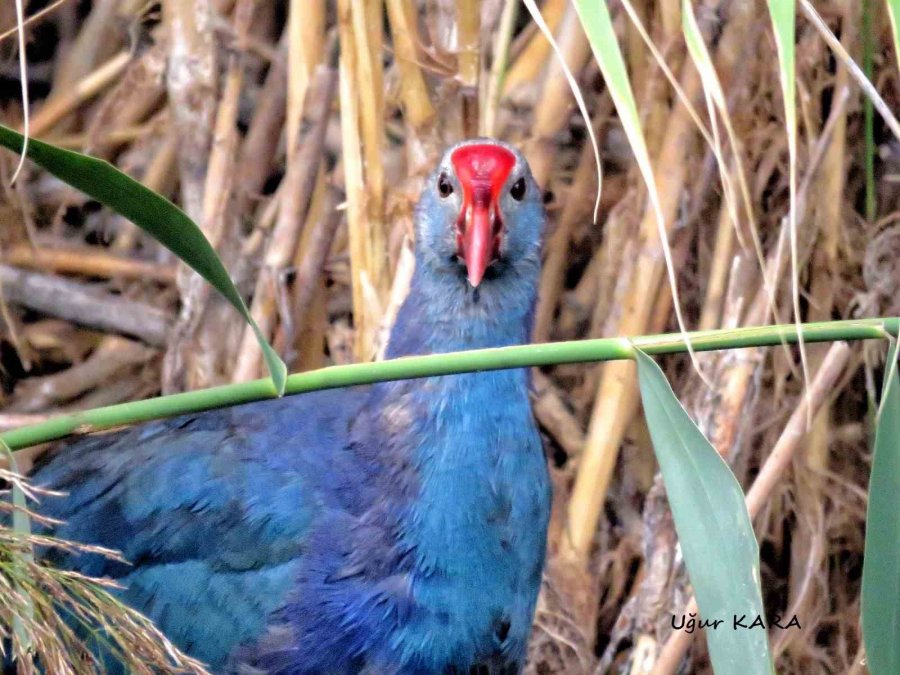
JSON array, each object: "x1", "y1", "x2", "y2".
[{"x1": 0, "y1": 474, "x2": 208, "y2": 673}]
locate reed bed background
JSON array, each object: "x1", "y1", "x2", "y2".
[{"x1": 0, "y1": 0, "x2": 898, "y2": 672}]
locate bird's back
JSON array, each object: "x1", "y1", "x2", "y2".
[{"x1": 30, "y1": 387, "x2": 369, "y2": 671}]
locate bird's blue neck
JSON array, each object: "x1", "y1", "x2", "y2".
[
  {"x1": 385, "y1": 259, "x2": 537, "y2": 357},
  {"x1": 369, "y1": 260, "x2": 549, "y2": 670}
]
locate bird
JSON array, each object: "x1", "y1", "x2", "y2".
[{"x1": 25, "y1": 138, "x2": 551, "y2": 674}]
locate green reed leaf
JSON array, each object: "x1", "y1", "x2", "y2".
[
  {"x1": 635, "y1": 348, "x2": 772, "y2": 675},
  {"x1": 0, "y1": 124, "x2": 287, "y2": 395},
  {"x1": 862, "y1": 341, "x2": 900, "y2": 675}
]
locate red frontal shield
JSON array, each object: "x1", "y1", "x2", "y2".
[{"x1": 450, "y1": 144, "x2": 516, "y2": 287}]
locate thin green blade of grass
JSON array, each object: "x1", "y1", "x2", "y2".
[
  {"x1": 867, "y1": 0, "x2": 878, "y2": 222},
  {"x1": 0, "y1": 124, "x2": 287, "y2": 395},
  {"x1": 766, "y1": 0, "x2": 811, "y2": 420},
  {"x1": 862, "y1": 342, "x2": 900, "y2": 675},
  {"x1": 634, "y1": 348, "x2": 773, "y2": 675},
  {"x1": 571, "y1": 0, "x2": 706, "y2": 384},
  {"x1": 889, "y1": 0, "x2": 900, "y2": 75}
]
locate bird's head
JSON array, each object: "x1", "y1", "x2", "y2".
[{"x1": 414, "y1": 138, "x2": 544, "y2": 293}]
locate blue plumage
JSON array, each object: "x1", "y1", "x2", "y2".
[{"x1": 29, "y1": 139, "x2": 550, "y2": 673}]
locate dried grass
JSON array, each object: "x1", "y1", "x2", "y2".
[{"x1": 1, "y1": 472, "x2": 207, "y2": 673}]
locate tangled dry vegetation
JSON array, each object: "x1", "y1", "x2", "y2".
[{"x1": 0, "y1": 0, "x2": 898, "y2": 673}]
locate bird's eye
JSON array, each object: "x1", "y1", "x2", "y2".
[
  {"x1": 438, "y1": 173, "x2": 454, "y2": 198},
  {"x1": 510, "y1": 177, "x2": 526, "y2": 201}
]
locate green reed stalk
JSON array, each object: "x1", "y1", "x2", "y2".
[
  {"x1": 3, "y1": 317, "x2": 897, "y2": 452},
  {"x1": 864, "y1": 0, "x2": 877, "y2": 222}
]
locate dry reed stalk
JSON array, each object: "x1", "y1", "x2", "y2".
[
  {"x1": 712, "y1": 225, "x2": 791, "y2": 457},
  {"x1": 681, "y1": 4, "x2": 764, "y2": 336},
  {"x1": 533, "y1": 129, "x2": 604, "y2": 343},
  {"x1": 162, "y1": 0, "x2": 217, "y2": 224},
  {"x1": 800, "y1": 0, "x2": 900, "y2": 142},
  {"x1": 625, "y1": 0, "x2": 685, "y2": 156},
  {"x1": 532, "y1": 371, "x2": 585, "y2": 460},
  {"x1": 287, "y1": 167, "x2": 335, "y2": 376},
  {"x1": 702, "y1": 85, "x2": 849, "y2": 456},
  {"x1": 627, "y1": 0, "x2": 693, "y2": 161},
  {"x1": 524, "y1": 3, "x2": 591, "y2": 187},
  {"x1": 337, "y1": 0, "x2": 371, "y2": 359},
  {"x1": 200, "y1": 0, "x2": 251, "y2": 238},
  {"x1": 280, "y1": 182, "x2": 343, "y2": 369},
  {"x1": 698, "y1": 204, "x2": 736, "y2": 331},
  {"x1": 8, "y1": 318, "x2": 95, "y2": 372},
  {"x1": 456, "y1": 0, "x2": 480, "y2": 87},
  {"x1": 237, "y1": 30, "x2": 288, "y2": 212},
  {"x1": 337, "y1": 0, "x2": 388, "y2": 361},
  {"x1": 0, "y1": 264, "x2": 172, "y2": 346},
  {"x1": 456, "y1": 0, "x2": 480, "y2": 134},
  {"x1": 385, "y1": 0, "x2": 435, "y2": 134},
  {"x1": 481, "y1": 0, "x2": 517, "y2": 137},
  {"x1": 375, "y1": 239, "x2": 416, "y2": 361},
  {"x1": 43, "y1": 0, "x2": 122, "y2": 128},
  {"x1": 563, "y1": 60, "x2": 703, "y2": 562},
  {"x1": 691, "y1": 4, "x2": 767, "y2": 305},
  {"x1": 565, "y1": 0, "x2": 764, "y2": 562},
  {"x1": 650, "y1": 341, "x2": 852, "y2": 675},
  {"x1": 656, "y1": 1, "x2": 680, "y2": 38},
  {"x1": 9, "y1": 337, "x2": 154, "y2": 412},
  {"x1": 163, "y1": 0, "x2": 253, "y2": 391},
  {"x1": 80, "y1": 43, "x2": 167, "y2": 158},
  {"x1": 697, "y1": 5, "x2": 764, "y2": 330},
  {"x1": 608, "y1": 220, "x2": 770, "y2": 669},
  {"x1": 503, "y1": 0, "x2": 566, "y2": 93},
  {"x1": 684, "y1": 76, "x2": 844, "y2": 454},
  {"x1": 59, "y1": 373, "x2": 152, "y2": 412},
  {"x1": 560, "y1": 195, "x2": 637, "y2": 404},
  {"x1": 3, "y1": 243, "x2": 177, "y2": 283},
  {"x1": 354, "y1": 0, "x2": 388, "y2": 304},
  {"x1": 43, "y1": 124, "x2": 155, "y2": 149},
  {"x1": 28, "y1": 51, "x2": 131, "y2": 137},
  {"x1": 623, "y1": 1, "x2": 649, "y2": 100},
  {"x1": 232, "y1": 58, "x2": 335, "y2": 382},
  {"x1": 294, "y1": 280, "x2": 330, "y2": 372},
  {"x1": 287, "y1": 0, "x2": 325, "y2": 160},
  {"x1": 572, "y1": 179, "x2": 632, "y2": 337}
]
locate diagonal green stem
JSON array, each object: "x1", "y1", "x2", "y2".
[
  {"x1": 863, "y1": 0, "x2": 876, "y2": 222},
  {"x1": 4, "y1": 317, "x2": 897, "y2": 452}
]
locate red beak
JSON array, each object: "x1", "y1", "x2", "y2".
[{"x1": 451, "y1": 144, "x2": 516, "y2": 287}]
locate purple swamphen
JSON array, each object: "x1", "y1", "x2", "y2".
[{"x1": 28, "y1": 139, "x2": 551, "y2": 673}]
